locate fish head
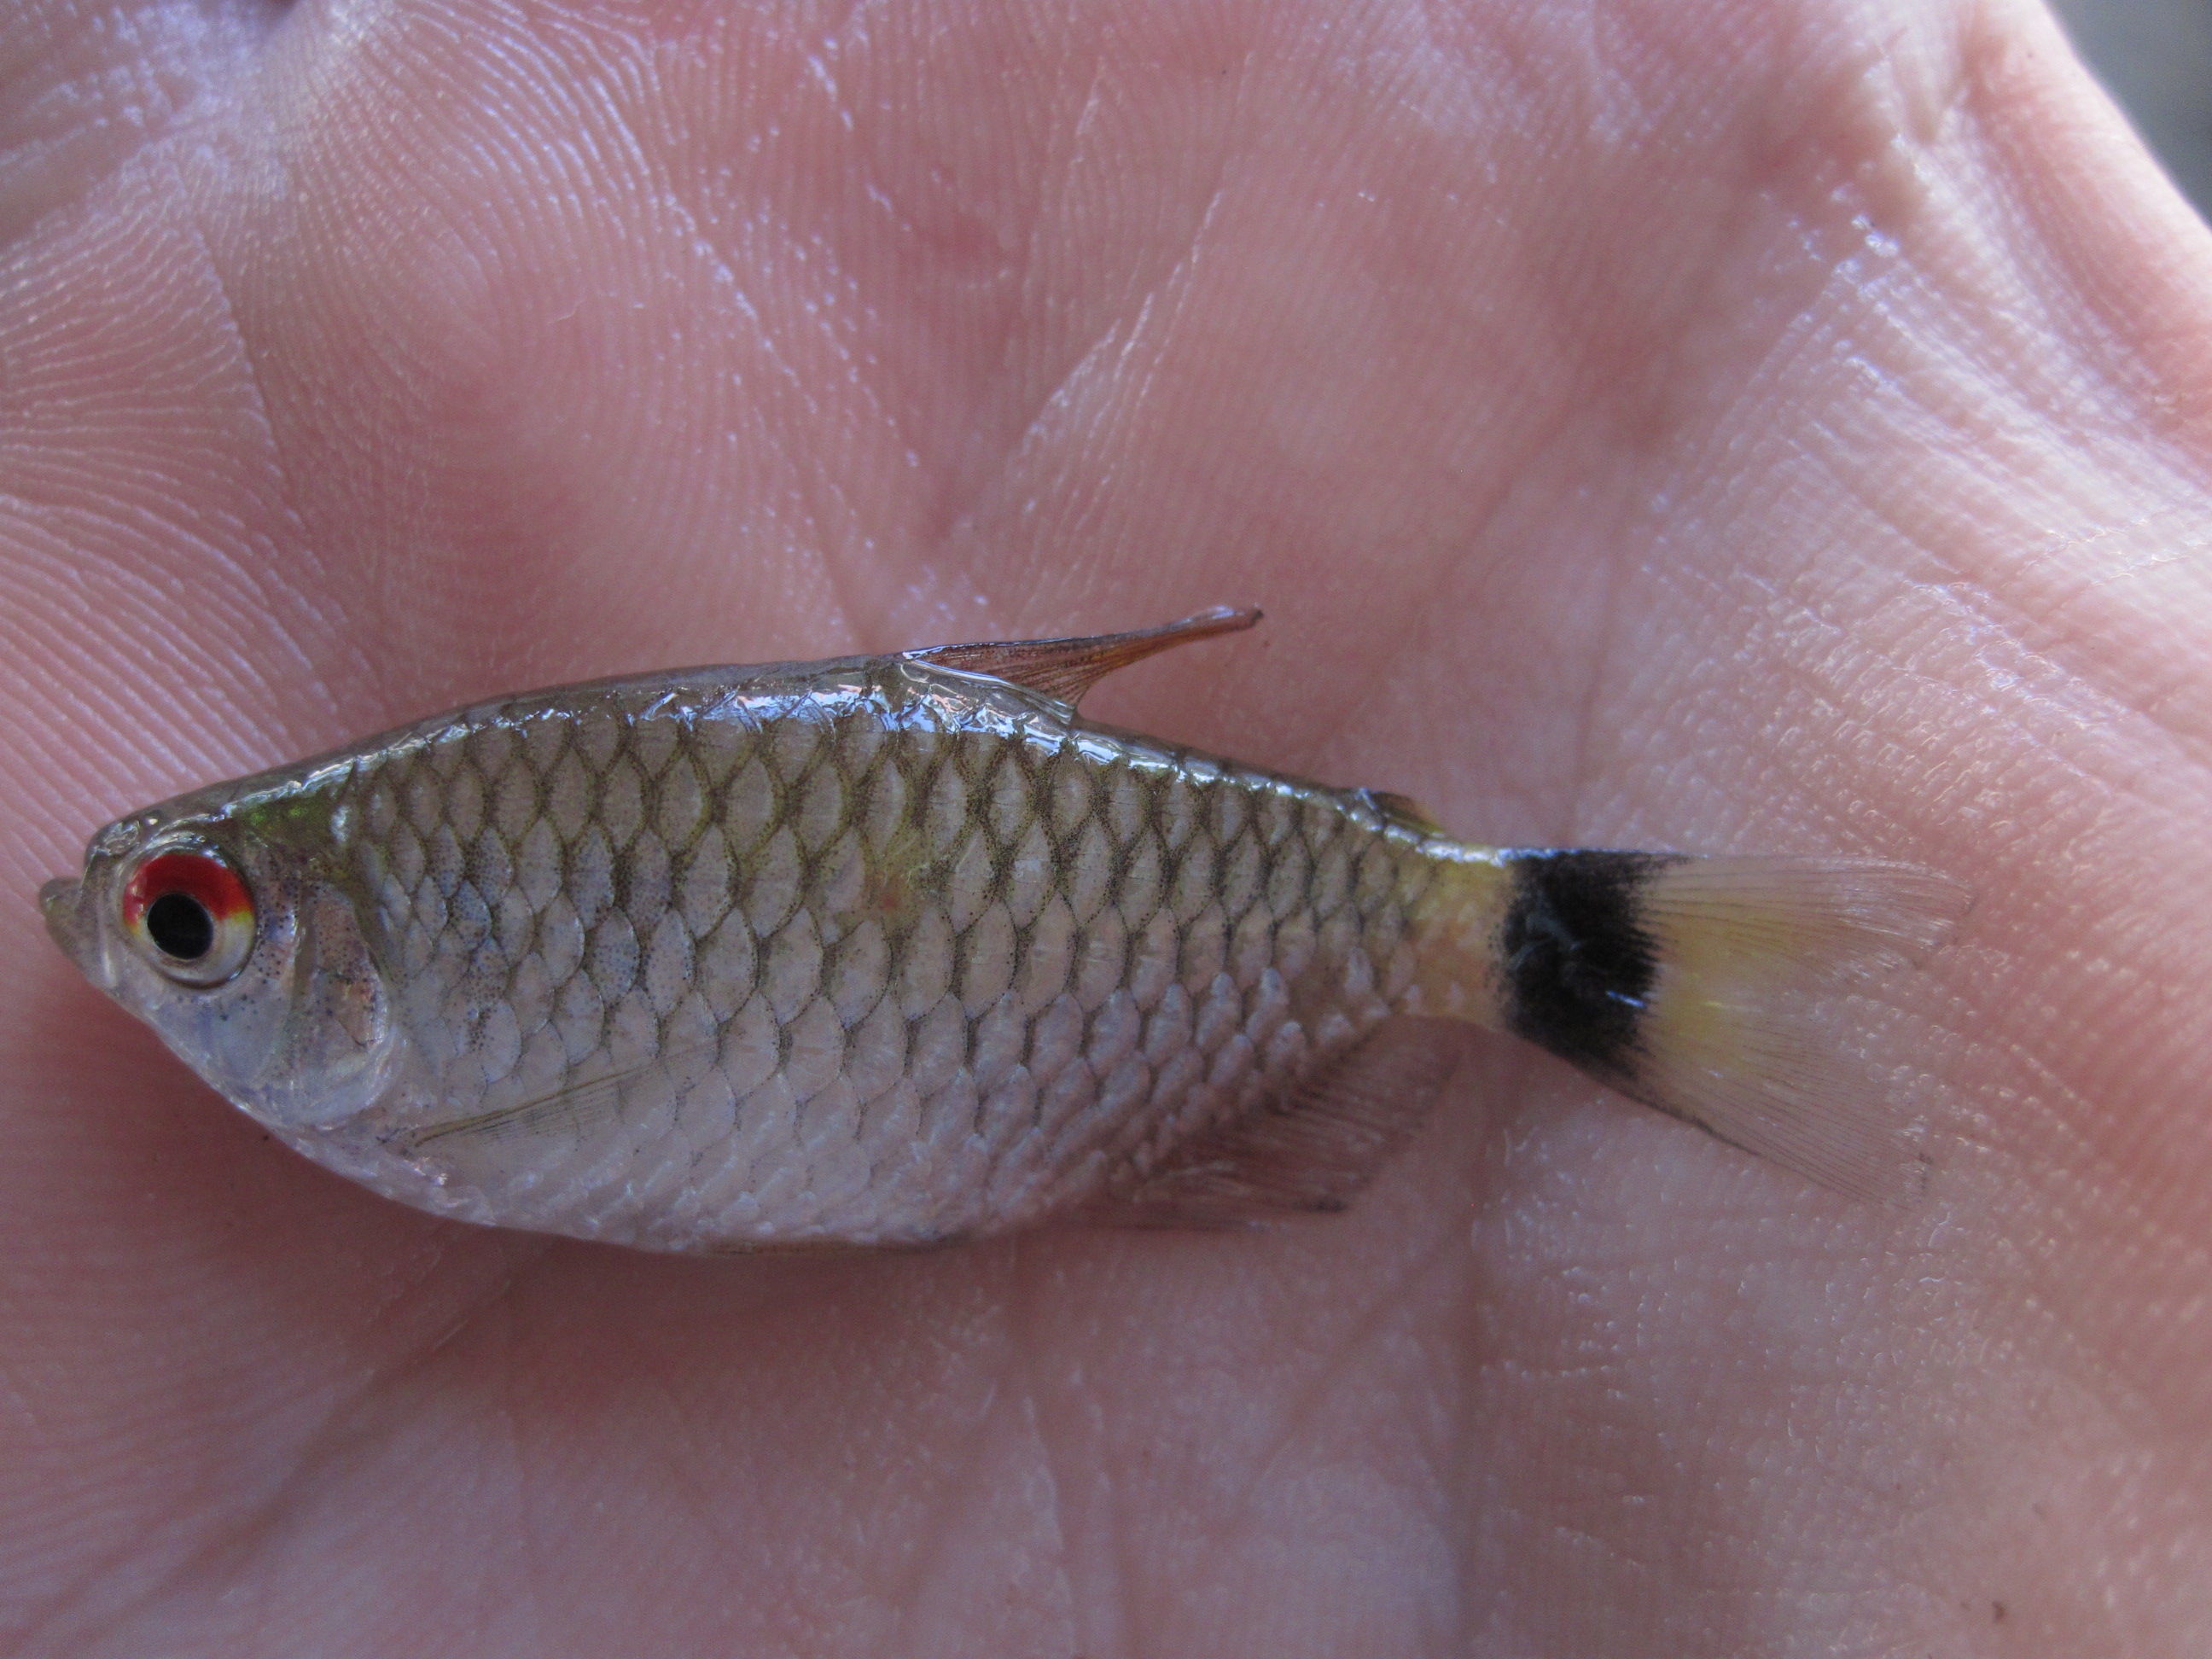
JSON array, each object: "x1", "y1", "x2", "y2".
[{"x1": 43, "y1": 778, "x2": 400, "y2": 1132}]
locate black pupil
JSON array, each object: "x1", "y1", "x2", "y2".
[{"x1": 145, "y1": 892, "x2": 216, "y2": 961}]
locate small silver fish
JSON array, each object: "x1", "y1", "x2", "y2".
[{"x1": 41, "y1": 608, "x2": 1964, "y2": 1251}]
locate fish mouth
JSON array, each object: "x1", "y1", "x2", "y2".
[{"x1": 39, "y1": 876, "x2": 104, "y2": 984}]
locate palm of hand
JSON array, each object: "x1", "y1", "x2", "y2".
[{"x1": 4, "y1": 2, "x2": 2209, "y2": 1653}]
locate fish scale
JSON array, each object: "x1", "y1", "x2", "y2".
[{"x1": 288, "y1": 660, "x2": 1420, "y2": 1248}]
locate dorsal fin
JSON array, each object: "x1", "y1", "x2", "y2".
[
  {"x1": 905, "y1": 605, "x2": 1260, "y2": 707},
  {"x1": 1085, "y1": 1017, "x2": 1465, "y2": 1229}
]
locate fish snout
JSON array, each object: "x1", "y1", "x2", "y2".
[{"x1": 39, "y1": 876, "x2": 103, "y2": 982}]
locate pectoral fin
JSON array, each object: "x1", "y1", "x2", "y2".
[
  {"x1": 396, "y1": 1035, "x2": 722, "y2": 1158},
  {"x1": 906, "y1": 604, "x2": 1260, "y2": 707}
]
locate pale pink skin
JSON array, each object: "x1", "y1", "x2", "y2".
[{"x1": 3, "y1": 1, "x2": 2209, "y2": 1652}]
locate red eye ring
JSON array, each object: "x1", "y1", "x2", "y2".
[{"x1": 120, "y1": 845, "x2": 256, "y2": 985}]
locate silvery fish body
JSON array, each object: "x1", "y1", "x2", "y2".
[{"x1": 43, "y1": 611, "x2": 1964, "y2": 1250}]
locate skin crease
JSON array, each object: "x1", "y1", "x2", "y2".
[{"x1": 2, "y1": 0, "x2": 2210, "y2": 1650}]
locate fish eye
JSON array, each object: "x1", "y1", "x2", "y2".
[{"x1": 120, "y1": 844, "x2": 255, "y2": 986}]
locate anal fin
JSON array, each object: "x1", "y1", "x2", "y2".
[
  {"x1": 905, "y1": 605, "x2": 1259, "y2": 707},
  {"x1": 1089, "y1": 1017, "x2": 1465, "y2": 1229}
]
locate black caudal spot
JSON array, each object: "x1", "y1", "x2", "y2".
[
  {"x1": 1500, "y1": 851, "x2": 1680, "y2": 1078},
  {"x1": 146, "y1": 892, "x2": 215, "y2": 961}
]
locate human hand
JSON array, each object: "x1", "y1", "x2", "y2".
[{"x1": 5, "y1": 1, "x2": 2208, "y2": 1651}]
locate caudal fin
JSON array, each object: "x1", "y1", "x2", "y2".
[{"x1": 1494, "y1": 852, "x2": 1970, "y2": 1201}]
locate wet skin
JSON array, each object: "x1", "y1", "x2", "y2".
[{"x1": 4, "y1": 0, "x2": 2210, "y2": 1653}]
